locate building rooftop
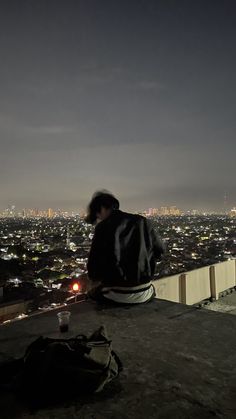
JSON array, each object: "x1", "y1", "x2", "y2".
[{"x1": 1, "y1": 299, "x2": 236, "y2": 418}]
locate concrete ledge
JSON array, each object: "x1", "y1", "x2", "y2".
[{"x1": 0, "y1": 300, "x2": 31, "y2": 323}]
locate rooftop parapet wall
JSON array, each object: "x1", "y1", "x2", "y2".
[
  {"x1": 0, "y1": 260, "x2": 235, "y2": 323},
  {"x1": 180, "y1": 266, "x2": 211, "y2": 305},
  {"x1": 153, "y1": 274, "x2": 180, "y2": 303},
  {"x1": 0, "y1": 300, "x2": 32, "y2": 323},
  {"x1": 153, "y1": 259, "x2": 236, "y2": 305},
  {"x1": 210, "y1": 259, "x2": 236, "y2": 300}
]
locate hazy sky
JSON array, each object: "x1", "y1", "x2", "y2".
[{"x1": 0, "y1": 0, "x2": 235, "y2": 212}]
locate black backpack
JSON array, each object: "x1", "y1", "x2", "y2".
[{"x1": 9, "y1": 326, "x2": 122, "y2": 407}]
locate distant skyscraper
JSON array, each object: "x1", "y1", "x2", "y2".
[
  {"x1": 152, "y1": 208, "x2": 159, "y2": 216},
  {"x1": 6, "y1": 205, "x2": 16, "y2": 217},
  {"x1": 224, "y1": 192, "x2": 228, "y2": 214},
  {"x1": 160, "y1": 207, "x2": 169, "y2": 215},
  {"x1": 229, "y1": 208, "x2": 236, "y2": 217},
  {"x1": 48, "y1": 208, "x2": 53, "y2": 218},
  {"x1": 169, "y1": 206, "x2": 181, "y2": 216},
  {"x1": 66, "y1": 226, "x2": 71, "y2": 248}
]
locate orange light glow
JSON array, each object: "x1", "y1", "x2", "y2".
[{"x1": 72, "y1": 282, "x2": 79, "y2": 292}]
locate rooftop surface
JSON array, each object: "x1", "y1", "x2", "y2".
[
  {"x1": 1, "y1": 299, "x2": 236, "y2": 419},
  {"x1": 205, "y1": 292, "x2": 236, "y2": 315}
]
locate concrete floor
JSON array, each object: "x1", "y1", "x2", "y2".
[{"x1": 1, "y1": 299, "x2": 236, "y2": 419}]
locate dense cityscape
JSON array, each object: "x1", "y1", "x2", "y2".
[{"x1": 0, "y1": 205, "x2": 236, "y2": 323}]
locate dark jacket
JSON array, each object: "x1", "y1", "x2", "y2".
[{"x1": 87, "y1": 210, "x2": 165, "y2": 287}]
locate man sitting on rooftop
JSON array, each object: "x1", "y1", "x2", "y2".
[{"x1": 85, "y1": 191, "x2": 165, "y2": 304}]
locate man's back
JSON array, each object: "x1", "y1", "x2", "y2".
[{"x1": 87, "y1": 209, "x2": 164, "y2": 288}]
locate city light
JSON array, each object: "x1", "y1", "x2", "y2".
[{"x1": 0, "y1": 211, "x2": 235, "y2": 323}]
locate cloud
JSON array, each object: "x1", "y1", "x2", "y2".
[
  {"x1": 135, "y1": 80, "x2": 166, "y2": 91},
  {"x1": 26, "y1": 125, "x2": 77, "y2": 135}
]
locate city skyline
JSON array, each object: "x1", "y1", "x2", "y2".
[
  {"x1": 0, "y1": 195, "x2": 235, "y2": 214},
  {"x1": 0, "y1": 1, "x2": 236, "y2": 211},
  {"x1": 1, "y1": 203, "x2": 236, "y2": 217}
]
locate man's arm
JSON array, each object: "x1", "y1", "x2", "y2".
[
  {"x1": 146, "y1": 219, "x2": 165, "y2": 259},
  {"x1": 150, "y1": 227, "x2": 165, "y2": 259}
]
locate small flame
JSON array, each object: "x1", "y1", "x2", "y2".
[{"x1": 72, "y1": 282, "x2": 79, "y2": 292}]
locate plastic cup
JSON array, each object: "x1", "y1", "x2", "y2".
[{"x1": 57, "y1": 311, "x2": 71, "y2": 333}]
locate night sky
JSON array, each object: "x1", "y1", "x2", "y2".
[{"x1": 0, "y1": 0, "x2": 235, "y2": 212}]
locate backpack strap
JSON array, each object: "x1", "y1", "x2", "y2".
[{"x1": 111, "y1": 350, "x2": 123, "y2": 372}]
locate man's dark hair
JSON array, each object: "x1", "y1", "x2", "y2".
[{"x1": 85, "y1": 191, "x2": 120, "y2": 224}]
